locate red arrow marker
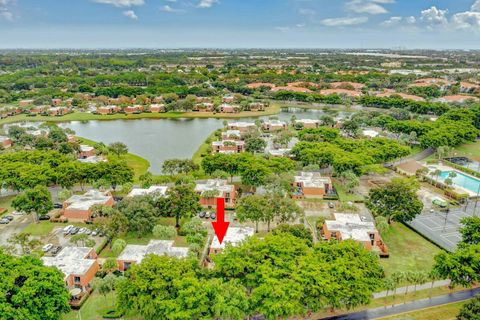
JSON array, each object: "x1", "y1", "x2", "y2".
[{"x1": 212, "y1": 197, "x2": 230, "y2": 244}]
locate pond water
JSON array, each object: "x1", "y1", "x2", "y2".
[{"x1": 59, "y1": 107, "x2": 351, "y2": 174}]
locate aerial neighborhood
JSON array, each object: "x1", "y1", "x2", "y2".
[{"x1": 1, "y1": 48, "x2": 480, "y2": 320}]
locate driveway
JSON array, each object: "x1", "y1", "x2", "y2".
[{"x1": 0, "y1": 214, "x2": 32, "y2": 247}]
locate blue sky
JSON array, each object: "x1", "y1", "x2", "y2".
[{"x1": 1, "y1": 0, "x2": 480, "y2": 48}]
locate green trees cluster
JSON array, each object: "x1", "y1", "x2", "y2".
[
  {"x1": 0, "y1": 251, "x2": 70, "y2": 320},
  {"x1": 359, "y1": 95, "x2": 450, "y2": 115},
  {"x1": 367, "y1": 178, "x2": 423, "y2": 224},
  {"x1": 117, "y1": 233, "x2": 384, "y2": 320},
  {"x1": 0, "y1": 150, "x2": 133, "y2": 191}
]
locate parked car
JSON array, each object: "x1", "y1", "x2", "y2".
[
  {"x1": 78, "y1": 227, "x2": 87, "y2": 234},
  {"x1": 39, "y1": 215, "x2": 50, "y2": 221},
  {"x1": 84, "y1": 229, "x2": 92, "y2": 235},
  {"x1": 53, "y1": 203, "x2": 63, "y2": 209},
  {"x1": 199, "y1": 211, "x2": 206, "y2": 218},
  {"x1": 4, "y1": 216, "x2": 14, "y2": 221},
  {"x1": 210, "y1": 212, "x2": 217, "y2": 220},
  {"x1": 42, "y1": 244, "x2": 53, "y2": 252},
  {"x1": 91, "y1": 229, "x2": 98, "y2": 236},
  {"x1": 205, "y1": 211, "x2": 211, "y2": 219},
  {"x1": 113, "y1": 196, "x2": 123, "y2": 202},
  {"x1": 328, "y1": 202, "x2": 335, "y2": 209},
  {"x1": 63, "y1": 225, "x2": 74, "y2": 234},
  {"x1": 70, "y1": 227, "x2": 80, "y2": 235},
  {"x1": 51, "y1": 246, "x2": 62, "y2": 255},
  {"x1": 0, "y1": 218, "x2": 9, "y2": 224}
]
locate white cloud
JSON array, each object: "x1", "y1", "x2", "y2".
[
  {"x1": 123, "y1": 10, "x2": 138, "y2": 19},
  {"x1": 420, "y1": 6, "x2": 448, "y2": 26},
  {"x1": 298, "y1": 8, "x2": 315, "y2": 16},
  {"x1": 0, "y1": 0, "x2": 13, "y2": 21},
  {"x1": 346, "y1": 0, "x2": 389, "y2": 15},
  {"x1": 406, "y1": 16, "x2": 416, "y2": 24},
  {"x1": 275, "y1": 26, "x2": 291, "y2": 32},
  {"x1": 93, "y1": 0, "x2": 144, "y2": 7},
  {"x1": 451, "y1": 11, "x2": 480, "y2": 29},
  {"x1": 320, "y1": 16, "x2": 368, "y2": 26},
  {"x1": 160, "y1": 5, "x2": 184, "y2": 13},
  {"x1": 381, "y1": 16, "x2": 402, "y2": 27},
  {"x1": 197, "y1": 0, "x2": 218, "y2": 8},
  {"x1": 472, "y1": 0, "x2": 480, "y2": 12}
]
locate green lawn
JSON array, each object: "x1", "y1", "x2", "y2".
[
  {"x1": 452, "y1": 140, "x2": 480, "y2": 160},
  {"x1": 380, "y1": 223, "x2": 442, "y2": 277},
  {"x1": 0, "y1": 195, "x2": 15, "y2": 216},
  {"x1": 62, "y1": 292, "x2": 142, "y2": 320},
  {"x1": 333, "y1": 181, "x2": 364, "y2": 203},
  {"x1": 192, "y1": 129, "x2": 219, "y2": 165},
  {"x1": 77, "y1": 137, "x2": 150, "y2": 181},
  {"x1": 378, "y1": 300, "x2": 467, "y2": 320},
  {"x1": 22, "y1": 221, "x2": 88, "y2": 237}
]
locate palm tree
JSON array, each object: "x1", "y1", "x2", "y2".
[
  {"x1": 428, "y1": 269, "x2": 442, "y2": 299},
  {"x1": 412, "y1": 272, "x2": 428, "y2": 296},
  {"x1": 403, "y1": 271, "x2": 414, "y2": 303},
  {"x1": 391, "y1": 272, "x2": 403, "y2": 305},
  {"x1": 383, "y1": 278, "x2": 396, "y2": 307}
]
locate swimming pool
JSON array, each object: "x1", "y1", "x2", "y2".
[{"x1": 439, "y1": 171, "x2": 480, "y2": 194}]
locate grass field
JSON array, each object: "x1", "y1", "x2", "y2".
[
  {"x1": 380, "y1": 223, "x2": 442, "y2": 277},
  {"x1": 0, "y1": 104, "x2": 282, "y2": 126},
  {"x1": 77, "y1": 137, "x2": 150, "y2": 181},
  {"x1": 378, "y1": 300, "x2": 467, "y2": 320},
  {"x1": 192, "y1": 129, "x2": 220, "y2": 165},
  {"x1": 22, "y1": 221, "x2": 88, "y2": 237},
  {"x1": 333, "y1": 181, "x2": 365, "y2": 203},
  {"x1": 452, "y1": 140, "x2": 480, "y2": 160}
]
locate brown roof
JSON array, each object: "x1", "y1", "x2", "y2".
[
  {"x1": 330, "y1": 82, "x2": 365, "y2": 90},
  {"x1": 271, "y1": 86, "x2": 312, "y2": 93},
  {"x1": 320, "y1": 89, "x2": 362, "y2": 97},
  {"x1": 246, "y1": 82, "x2": 275, "y2": 89},
  {"x1": 376, "y1": 91, "x2": 425, "y2": 102}
]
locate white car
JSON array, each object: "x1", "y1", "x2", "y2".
[
  {"x1": 42, "y1": 244, "x2": 53, "y2": 252},
  {"x1": 63, "y1": 225, "x2": 74, "y2": 234},
  {"x1": 78, "y1": 227, "x2": 87, "y2": 234}
]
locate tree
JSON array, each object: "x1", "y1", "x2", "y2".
[
  {"x1": 236, "y1": 195, "x2": 268, "y2": 232},
  {"x1": 239, "y1": 161, "x2": 271, "y2": 187},
  {"x1": 12, "y1": 185, "x2": 53, "y2": 222},
  {"x1": 153, "y1": 225, "x2": 177, "y2": 240},
  {"x1": 103, "y1": 258, "x2": 118, "y2": 273},
  {"x1": 367, "y1": 178, "x2": 423, "y2": 224},
  {"x1": 0, "y1": 251, "x2": 70, "y2": 320},
  {"x1": 339, "y1": 170, "x2": 360, "y2": 193},
  {"x1": 272, "y1": 224, "x2": 313, "y2": 246},
  {"x1": 383, "y1": 278, "x2": 396, "y2": 306},
  {"x1": 411, "y1": 271, "x2": 428, "y2": 296},
  {"x1": 162, "y1": 159, "x2": 199, "y2": 175},
  {"x1": 433, "y1": 244, "x2": 480, "y2": 288},
  {"x1": 115, "y1": 196, "x2": 157, "y2": 236},
  {"x1": 112, "y1": 239, "x2": 127, "y2": 256},
  {"x1": 459, "y1": 217, "x2": 480, "y2": 248},
  {"x1": 164, "y1": 184, "x2": 202, "y2": 228},
  {"x1": 375, "y1": 216, "x2": 390, "y2": 235},
  {"x1": 108, "y1": 142, "x2": 128, "y2": 157},
  {"x1": 7, "y1": 233, "x2": 41, "y2": 255},
  {"x1": 457, "y1": 295, "x2": 480, "y2": 320},
  {"x1": 70, "y1": 234, "x2": 91, "y2": 247},
  {"x1": 245, "y1": 137, "x2": 266, "y2": 154}
]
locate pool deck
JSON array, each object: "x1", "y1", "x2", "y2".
[{"x1": 425, "y1": 163, "x2": 480, "y2": 197}]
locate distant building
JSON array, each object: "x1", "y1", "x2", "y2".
[
  {"x1": 0, "y1": 136, "x2": 12, "y2": 149},
  {"x1": 248, "y1": 102, "x2": 267, "y2": 111},
  {"x1": 271, "y1": 86, "x2": 312, "y2": 93},
  {"x1": 292, "y1": 172, "x2": 332, "y2": 199},
  {"x1": 320, "y1": 89, "x2": 362, "y2": 97},
  {"x1": 246, "y1": 82, "x2": 275, "y2": 89},
  {"x1": 221, "y1": 130, "x2": 241, "y2": 140},
  {"x1": 219, "y1": 104, "x2": 239, "y2": 113},
  {"x1": 78, "y1": 145, "x2": 96, "y2": 159},
  {"x1": 262, "y1": 120, "x2": 287, "y2": 132},
  {"x1": 128, "y1": 186, "x2": 168, "y2": 198},
  {"x1": 124, "y1": 105, "x2": 144, "y2": 114},
  {"x1": 396, "y1": 161, "x2": 426, "y2": 177},
  {"x1": 42, "y1": 247, "x2": 99, "y2": 292},
  {"x1": 62, "y1": 190, "x2": 114, "y2": 222},
  {"x1": 18, "y1": 99, "x2": 34, "y2": 107},
  {"x1": 210, "y1": 227, "x2": 255, "y2": 254},
  {"x1": 435, "y1": 95, "x2": 479, "y2": 104},
  {"x1": 194, "y1": 102, "x2": 214, "y2": 112},
  {"x1": 227, "y1": 121, "x2": 257, "y2": 133},
  {"x1": 295, "y1": 119, "x2": 320, "y2": 129},
  {"x1": 362, "y1": 129, "x2": 380, "y2": 138},
  {"x1": 48, "y1": 107, "x2": 69, "y2": 116},
  {"x1": 330, "y1": 81, "x2": 365, "y2": 91},
  {"x1": 149, "y1": 104, "x2": 165, "y2": 113},
  {"x1": 97, "y1": 105, "x2": 119, "y2": 115},
  {"x1": 321, "y1": 213, "x2": 388, "y2": 257},
  {"x1": 195, "y1": 179, "x2": 236, "y2": 208},
  {"x1": 51, "y1": 98, "x2": 63, "y2": 106},
  {"x1": 222, "y1": 95, "x2": 235, "y2": 103},
  {"x1": 117, "y1": 240, "x2": 189, "y2": 271},
  {"x1": 212, "y1": 140, "x2": 245, "y2": 154},
  {"x1": 459, "y1": 82, "x2": 479, "y2": 93}
]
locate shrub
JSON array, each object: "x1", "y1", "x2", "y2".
[{"x1": 102, "y1": 308, "x2": 125, "y2": 319}]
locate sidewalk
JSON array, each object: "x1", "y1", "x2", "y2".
[{"x1": 373, "y1": 280, "x2": 451, "y2": 299}]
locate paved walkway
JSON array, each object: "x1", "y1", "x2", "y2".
[
  {"x1": 373, "y1": 280, "x2": 451, "y2": 299},
  {"x1": 321, "y1": 287, "x2": 480, "y2": 320}
]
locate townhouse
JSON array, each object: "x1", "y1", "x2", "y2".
[
  {"x1": 195, "y1": 179, "x2": 237, "y2": 208},
  {"x1": 295, "y1": 119, "x2": 320, "y2": 129},
  {"x1": 209, "y1": 227, "x2": 255, "y2": 254},
  {"x1": 262, "y1": 119, "x2": 288, "y2": 132},
  {"x1": 62, "y1": 190, "x2": 114, "y2": 222},
  {"x1": 292, "y1": 172, "x2": 333, "y2": 199},
  {"x1": 211, "y1": 140, "x2": 245, "y2": 154}
]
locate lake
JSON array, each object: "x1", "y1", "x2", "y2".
[{"x1": 60, "y1": 107, "x2": 351, "y2": 174}]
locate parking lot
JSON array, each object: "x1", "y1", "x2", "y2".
[{"x1": 407, "y1": 201, "x2": 479, "y2": 252}]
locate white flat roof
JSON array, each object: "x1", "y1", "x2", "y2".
[
  {"x1": 42, "y1": 247, "x2": 95, "y2": 277},
  {"x1": 295, "y1": 119, "x2": 320, "y2": 124},
  {"x1": 362, "y1": 129, "x2": 380, "y2": 138},
  {"x1": 294, "y1": 172, "x2": 331, "y2": 188},
  {"x1": 212, "y1": 140, "x2": 245, "y2": 146},
  {"x1": 223, "y1": 130, "x2": 241, "y2": 137},
  {"x1": 117, "y1": 240, "x2": 189, "y2": 263},
  {"x1": 0, "y1": 136, "x2": 10, "y2": 142},
  {"x1": 264, "y1": 119, "x2": 287, "y2": 126},
  {"x1": 65, "y1": 190, "x2": 111, "y2": 211},
  {"x1": 325, "y1": 213, "x2": 377, "y2": 242},
  {"x1": 195, "y1": 179, "x2": 234, "y2": 194},
  {"x1": 210, "y1": 227, "x2": 255, "y2": 250},
  {"x1": 80, "y1": 145, "x2": 95, "y2": 152},
  {"x1": 128, "y1": 186, "x2": 168, "y2": 197},
  {"x1": 228, "y1": 121, "x2": 256, "y2": 128}
]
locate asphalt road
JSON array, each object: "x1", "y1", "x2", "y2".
[
  {"x1": 320, "y1": 288, "x2": 480, "y2": 320},
  {"x1": 0, "y1": 214, "x2": 31, "y2": 247}
]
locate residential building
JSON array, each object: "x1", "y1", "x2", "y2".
[
  {"x1": 330, "y1": 81, "x2": 365, "y2": 91},
  {"x1": 209, "y1": 227, "x2": 255, "y2": 254},
  {"x1": 362, "y1": 129, "x2": 380, "y2": 138},
  {"x1": 320, "y1": 89, "x2": 362, "y2": 97},
  {"x1": 262, "y1": 119, "x2": 287, "y2": 132},
  {"x1": 271, "y1": 86, "x2": 312, "y2": 93},
  {"x1": 18, "y1": 99, "x2": 34, "y2": 107},
  {"x1": 295, "y1": 119, "x2": 320, "y2": 129},
  {"x1": 51, "y1": 98, "x2": 62, "y2": 106},
  {"x1": 97, "y1": 105, "x2": 119, "y2": 115},
  {"x1": 117, "y1": 240, "x2": 189, "y2": 271},
  {"x1": 78, "y1": 145, "x2": 96, "y2": 159},
  {"x1": 62, "y1": 190, "x2": 114, "y2": 222},
  {"x1": 435, "y1": 95, "x2": 479, "y2": 104},
  {"x1": 0, "y1": 136, "x2": 12, "y2": 148},
  {"x1": 221, "y1": 130, "x2": 241, "y2": 140},
  {"x1": 124, "y1": 105, "x2": 144, "y2": 114},
  {"x1": 222, "y1": 95, "x2": 235, "y2": 103},
  {"x1": 194, "y1": 102, "x2": 214, "y2": 112},
  {"x1": 195, "y1": 179, "x2": 236, "y2": 208},
  {"x1": 149, "y1": 104, "x2": 165, "y2": 113},
  {"x1": 128, "y1": 185, "x2": 168, "y2": 197},
  {"x1": 248, "y1": 102, "x2": 267, "y2": 111},
  {"x1": 246, "y1": 82, "x2": 275, "y2": 89},
  {"x1": 48, "y1": 107, "x2": 69, "y2": 116},
  {"x1": 29, "y1": 105, "x2": 47, "y2": 114},
  {"x1": 42, "y1": 247, "x2": 99, "y2": 292},
  {"x1": 375, "y1": 90, "x2": 425, "y2": 102},
  {"x1": 212, "y1": 140, "x2": 245, "y2": 154},
  {"x1": 219, "y1": 104, "x2": 239, "y2": 113},
  {"x1": 460, "y1": 82, "x2": 479, "y2": 93},
  {"x1": 292, "y1": 172, "x2": 332, "y2": 199},
  {"x1": 321, "y1": 213, "x2": 388, "y2": 257},
  {"x1": 227, "y1": 121, "x2": 257, "y2": 134},
  {"x1": 153, "y1": 96, "x2": 164, "y2": 103}
]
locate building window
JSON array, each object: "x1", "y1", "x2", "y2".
[{"x1": 74, "y1": 276, "x2": 81, "y2": 283}]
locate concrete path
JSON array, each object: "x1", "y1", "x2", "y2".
[
  {"x1": 320, "y1": 287, "x2": 479, "y2": 320},
  {"x1": 373, "y1": 280, "x2": 451, "y2": 299}
]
